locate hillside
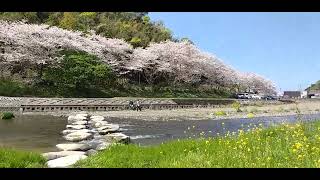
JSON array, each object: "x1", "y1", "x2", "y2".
[
  {"x1": 0, "y1": 20, "x2": 276, "y2": 98},
  {"x1": 306, "y1": 80, "x2": 320, "y2": 91},
  {"x1": 0, "y1": 12, "x2": 174, "y2": 48}
]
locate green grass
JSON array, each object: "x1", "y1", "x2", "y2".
[
  {"x1": 0, "y1": 148, "x2": 47, "y2": 168},
  {"x1": 231, "y1": 101, "x2": 242, "y2": 112},
  {"x1": 75, "y1": 120, "x2": 320, "y2": 168}
]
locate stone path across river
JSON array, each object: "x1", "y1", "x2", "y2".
[{"x1": 44, "y1": 113, "x2": 130, "y2": 168}]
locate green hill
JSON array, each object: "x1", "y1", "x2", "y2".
[{"x1": 0, "y1": 12, "x2": 176, "y2": 48}]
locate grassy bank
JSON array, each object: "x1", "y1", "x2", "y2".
[
  {"x1": 0, "y1": 148, "x2": 46, "y2": 168},
  {"x1": 75, "y1": 120, "x2": 320, "y2": 168}
]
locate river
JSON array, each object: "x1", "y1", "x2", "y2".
[{"x1": 1, "y1": 113, "x2": 320, "y2": 152}]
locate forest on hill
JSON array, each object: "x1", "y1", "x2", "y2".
[
  {"x1": 0, "y1": 12, "x2": 276, "y2": 98},
  {"x1": 0, "y1": 12, "x2": 178, "y2": 48},
  {"x1": 306, "y1": 80, "x2": 320, "y2": 91}
]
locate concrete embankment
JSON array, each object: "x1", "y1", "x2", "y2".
[{"x1": 0, "y1": 96, "x2": 290, "y2": 113}]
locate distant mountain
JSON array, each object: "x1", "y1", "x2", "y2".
[{"x1": 306, "y1": 80, "x2": 320, "y2": 91}]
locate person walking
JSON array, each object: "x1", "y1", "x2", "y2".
[
  {"x1": 129, "y1": 100, "x2": 134, "y2": 110},
  {"x1": 136, "y1": 100, "x2": 142, "y2": 111}
]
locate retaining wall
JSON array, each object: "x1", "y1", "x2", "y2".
[{"x1": 0, "y1": 96, "x2": 292, "y2": 112}]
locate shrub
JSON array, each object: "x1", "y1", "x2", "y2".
[
  {"x1": 1, "y1": 112, "x2": 14, "y2": 120},
  {"x1": 247, "y1": 113, "x2": 255, "y2": 118},
  {"x1": 42, "y1": 50, "x2": 115, "y2": 97},
  {"x1": 214, "y1": 111, "x2": 227, "y2": 116},
  {"x1": 232, "y1": 101, "x2": 242, "y2": 112}
]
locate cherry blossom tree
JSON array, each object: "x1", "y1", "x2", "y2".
[{"x1": 0, "y1": 21, "x2": 277, "y2": 94}]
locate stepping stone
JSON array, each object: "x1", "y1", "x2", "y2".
[
  {"x1": 95, "y1": 142, "x2": 112, "y2": 151},
  {"x1": 56, "y1": 143, "x2": 90, "y2": 151},
  {"x1": 61, "y1": 129, "x2": 93, "y2": 135},
  {"x1": 90, "y1": 116, "x2": 105, "y2": 121},
  {"x1": 64, "y1": 131, "x2": 93, "y2": 142},
  {"x1": 86, "y1": 149, "x2": 98, "y2": 156},
  {"x1": 97, "y1": 124, "x2": 120, "y2": 135},
  {"x1": 68, "y1": 115, "x2": 87, "y2": 123},
  {"x1": 103, "y1": 133, "x2": 130, "y2": 144},
  {"x1": 76, "y1": 114, "x2": 88, "y2": 118},
  {"x1": 71, "y1": 121, "x2": 88, "y2": 125},
  {"x1": 47, "y1": 155, "x2": 87, "y2": 168},
  {"x1": 42, "y1": 151, "x2": 86, "y2": 160},
  {"x1": 93, "y1": 121, "x2": 110, "y2": 128},
  {"x1": 66, "y1": 125, "x2": 87, "y2": 130}
]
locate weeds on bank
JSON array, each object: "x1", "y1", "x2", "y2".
[
  {"x1": 232, "y1": 101, "x2": 242, "y2": 112},
  {"x1": 214, "y1": 111, "x2": 227, "y2": 116},
  {"x1": 0, "y1": 148, "x2": 46, "y2": 168}
]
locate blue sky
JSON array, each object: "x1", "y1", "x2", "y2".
[{"x1": 149, "y1": 12, "x2": 320, "y2": 91}]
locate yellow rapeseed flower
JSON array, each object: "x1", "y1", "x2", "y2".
[
  {"x1": 294, "y1": 142, "x2": 303, "y2": 149},
  {"x1": 292, "y1": 149, "x2": 297, "y2": 153}
]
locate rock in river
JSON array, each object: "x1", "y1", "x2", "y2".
[
  {"x1": 66, "y1": 125, "x2": 87, "y2": 130},
  {"x1": 64, "y1": 131, "x2": 93, "y2": 142},
  {"x1": 71, "y1": 121, "x2": 88, "y2": 125},
  {"x1": 47, "y1": 155, "x2": 87, "y2": 168},
  {"x1": 56, "y1": 143, "x2": 90, "y2": 151},
  {"x1": 90, "y1": 115, "x2": 104, "y2": 119},
  {"x1": 96, "y1": 142, "x2": 112, "y2": 151},
  {"x1": 61, "y1": 129, "x2": 93, "y2": 135},
  {"x1": 42, "y1": 151, "x2": 86, "y2": 161},
  {"x1": 97, "y1": 124, "x2": 120, "y2": 135},
  {"x1": 103, "y1": 133, "x2": 130, "y2": 144},
  {"x1": 93, "y1": 121, "x2": 110, "y2": 128},
  {"x1": 86, "y1": 149, "x2": 98, "y2": 156},
  {"x1": 90, "y1": 116, "x2": 105, "y2": 122},
  {"x1": 68, "y1": 115, "x2": 87, "y2": 123},
  {"x1": 81, "y1": 138, "x2": 105, "y2": 149},
  {"x1": 76, "y1": 113, "x2": 88, "y2": 118}
]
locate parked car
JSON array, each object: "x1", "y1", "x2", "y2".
[
  {"x1": 236, "y1": 93, "x2": 250, "y2": 99},
  {"x1": 250, "y1": 94, "x2": 261, "y2": 99},
  {"x1": 262, "y1": 95, "x2": 277, "y2": 100}
]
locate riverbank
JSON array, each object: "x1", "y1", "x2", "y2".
[
  {"x1": 3, "y1": 119, "x2": 320, "y2": 168},
  {"x1": 21, "y1": 100, "x2": 320, "y2": 121},
  {"x1": 0, "y1": 148, "x2": 46, "y2": 168},
  {"x1": 74, "y1": 120, "x2": 320, "y2": 168}
]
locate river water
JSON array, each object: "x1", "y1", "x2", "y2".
[
  {"x1": 1, "y1": 113, "x2": 320, "y2": 152},
  {"x1": 0, "y1": 115, "x2": 67, "y2": 153}
]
